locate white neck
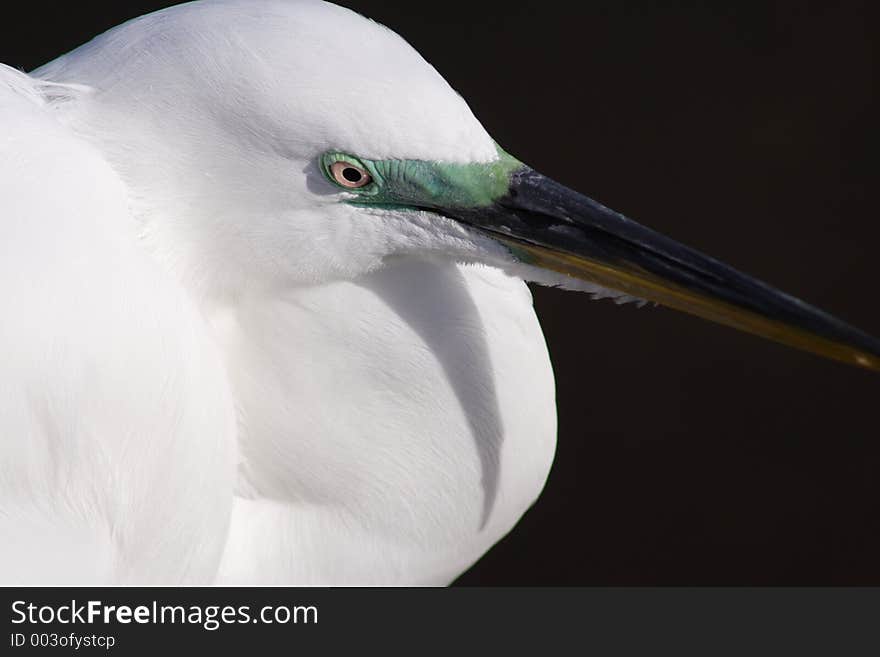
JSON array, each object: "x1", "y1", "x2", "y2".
[{"x1": 212, "y1": 257, "x2": 558, "y2": 584}]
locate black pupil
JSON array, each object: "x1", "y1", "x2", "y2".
[{"x1": 342, "y1": 167, "x2": 363, "y2": 183}]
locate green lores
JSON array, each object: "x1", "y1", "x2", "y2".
[{"x1": 320, "y1": 145, "x2": 523, "y2": 210}]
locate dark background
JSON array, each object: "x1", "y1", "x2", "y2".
[{"x1": 5, "y1": 1, "x2": 877, "y2": 585}]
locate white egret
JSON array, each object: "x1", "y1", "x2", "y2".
[{"x1": 2, "y1": 0, "x2": 878, "y2": 585}]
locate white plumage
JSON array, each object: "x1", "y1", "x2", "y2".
[
  {"x1": 1, "y1": 0, "x2": 564, "y2": 584},
  {"x1": 8, "y1": 0, "x2": 872, "y2": 586},
  {"x1": 0, "y1": 64, "x2": 236, "y2": 584}
]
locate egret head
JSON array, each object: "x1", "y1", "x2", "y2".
[
  {"x1": 37, "y1": 0, "x2": 880, "y2": 370},
  {"x1": 38, "y1": 0, "x2": 513, "y2": 287}
]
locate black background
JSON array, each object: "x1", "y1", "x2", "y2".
[{"x1": 4, "y1": 1, "x2": 877, "y2": 585}]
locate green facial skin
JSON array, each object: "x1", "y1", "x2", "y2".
[{"x1": 320, "y1": 145, "x2": 524, "y2": 211}]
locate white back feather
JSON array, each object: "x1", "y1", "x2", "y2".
[{"x1": 0, "y1": 64, "x2": 237, "y2": 583}]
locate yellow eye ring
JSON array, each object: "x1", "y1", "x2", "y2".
[{"x1": 329, "y1": 161, "x2": 372, "y2": 188}]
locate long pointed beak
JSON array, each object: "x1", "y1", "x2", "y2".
[{"x1": 446, "y1": 167, "x2": 880, "y2": 372}]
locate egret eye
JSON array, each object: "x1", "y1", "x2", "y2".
[{"x1": 329, "y1": 161, "x2": 372, "y2": 189}]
